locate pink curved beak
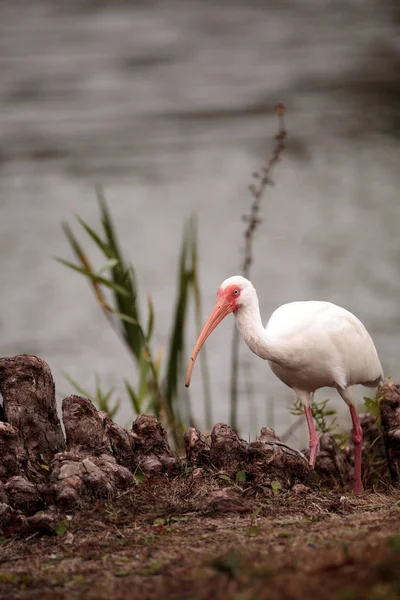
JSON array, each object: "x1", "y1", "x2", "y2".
[{"x1": 185, "y1": 298, "x2": 233, "y2": 387}]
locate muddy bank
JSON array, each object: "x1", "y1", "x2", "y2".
[
  {"x1": 0, "y1": 491, "x2": 400, "y2": 600},
  {"x1": 0, "y1": 354, "x2": 400, "y2": 599},
  {"x1": 0, "y1": 354, "x2": 399, "y2": 541}
]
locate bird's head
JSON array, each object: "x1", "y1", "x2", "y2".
[{"x1": 185, "y1": 276, "x2": 255, "y2": 387}]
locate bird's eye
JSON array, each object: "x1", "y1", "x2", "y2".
[{"x1": 233, "y1": 289, "x2": 239, "y2": 295}]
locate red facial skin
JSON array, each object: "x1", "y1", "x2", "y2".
[
  {"x1": 185, "y1": 284, "x2": 242, "y2": 386},
  {"x1": 216, "y1": 284, "x2": 242, "y2": 312}
]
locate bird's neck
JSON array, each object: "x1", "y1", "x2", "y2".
[{"x1": 234, "y1": 299, "x2": 281, "y2": 363}]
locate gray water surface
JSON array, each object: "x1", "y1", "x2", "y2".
[{"x1": 1, "y1": 0, "x2": 399, "y2": 443}]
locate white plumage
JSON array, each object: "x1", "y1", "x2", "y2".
[
  {"x1": 186, "y1": 275, "x2": 384, "y2": 495},
  {"x1": 251, "y1": 300, "x2": 381, "y2": 391}
]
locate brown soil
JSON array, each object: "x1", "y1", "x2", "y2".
[
  {"x1": 1, "y1": 485, "x2": 400, "y2": 600},
  {"x1": 1, "y1": 357, "x2": 400, "y2": 599}
]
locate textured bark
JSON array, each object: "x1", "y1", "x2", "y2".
[
  {"x1": 53, "y1": 396, "x2": 137, "y2": 508},
  {"x1": 0, "y1": 422, "x2": 26, "y2": 482},
  {"x1": 209, "y1": 423, "x2": 248, "y2": 472},
  {"x1": 0, "y1": 502, "x2": 14, "y2": 525},
  {"x1": 247, "y1": 427, "x2": 311, "y2": 487},
  {"x1": 132, "y1": 414, "x2": 178, "y2": 475},
  {"x1": 49, "y1": 451, "x2": 86, "y2": 509},
  {"x1": 379, "y1": 382, "x2": 400, "y2": 484},
  {"x1": 359, "y1": 413, "x2": 382, "y2": 446},
  {"x1": 184, "y1": 427, "x2": 211, "y2": 466},
  {"x1": 313, "y1": 412, "x2": 389, "y2": 489},
  {"x1": 314, "y1": 433, "x2": 349, "y2": 487},
  {"x1": 1, "y1": 353, "x2": 397, "y2": 533},
  {"x1": 0, "y1": 502, "x2": 24, "y2": 536},
  {"x1": 193, "y1": 423, "x2": 312, "y2": 491},
  {"x1": 202, "y1": 488, "x2": 255, "y2": 514},
  {"x1": 49, "y1": 451, "x2": 135, "y2": 509},
  {"x1": 62, "y1": 395, "x2": 113, "y2": 455},
  {"x1": 0, "y1": 481, "x2": 7, "y2": 504},
  {"x1": 62, "y1": 396, "x2": 136, "y2": 468},
  {"x1": 26, "y1": 510, "x2": 60, "y2": 536},
  {"x1": 99, "y1": 411, "x2": 136, "y2": 470},
  {"x1": 5, "y1": 476, "x2": 44, "y2": 514},
  {"x1": 0, "y1": 355, "x2": 65, "y2": 481}
]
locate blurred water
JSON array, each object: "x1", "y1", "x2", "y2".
[{"x1": 1, "y1": 0, "x2": 399, "y2": 444}]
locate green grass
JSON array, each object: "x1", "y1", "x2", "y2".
[{"x1": 56, "y1": 189, "x2": 212, "y2": 447}]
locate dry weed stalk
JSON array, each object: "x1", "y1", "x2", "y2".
[{"x1": 230, "y1": 102, "x2": 287, "y2": 432}]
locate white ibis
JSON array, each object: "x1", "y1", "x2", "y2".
[{"x1": 185, "y1": 276, "x2": 384, "y2": 494}]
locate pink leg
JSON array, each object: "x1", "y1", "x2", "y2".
[
  {"x1": 304, "y1": 405, "x2": 319, "y2": 467},
  {"x1": 349, "y1": 405, "x2": 363, "y2": 495}
]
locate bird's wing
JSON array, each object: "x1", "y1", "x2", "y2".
[{"x1": 266, "y1": 301, "x2": 383, "y2": 388}]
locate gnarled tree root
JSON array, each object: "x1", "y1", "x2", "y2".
[
  {"x1": 0, "y1": 354, "x2": 395, "y2": 536},
  {"x1": 379, "y1": 382, "x2": 400, "y2": 484}
]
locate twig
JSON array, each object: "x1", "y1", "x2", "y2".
[
  {"x1": 229, "y1": 103, "x2": 287, "y2": 432},
  {"x1": 114, "y1": 525, "x2": 126, "y2": 538},
  {"x1": 241, "y1": 102, "x2": 287, "y2": 277}
]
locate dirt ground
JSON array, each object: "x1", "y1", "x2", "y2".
[{"x1": 1, "y1": 481, "x2": 400, "y2": 600}]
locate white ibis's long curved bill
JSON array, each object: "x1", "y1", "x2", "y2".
[{"x1": 185, "y1": 300, "x2": 232, "y2": 387}]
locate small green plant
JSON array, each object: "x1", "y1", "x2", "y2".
[
  {"x1": 56, "y1": 189, "x2": 212, "y2": 447},
  {"x1": 290, "y1": 395, "x2": 338, "y2": 435},
  {"x1": 387, "y1": 534, "x2": 400, "y2": 552},
  {"x1": 249, "y1": 504, "x2": 264, "y2": 536},
  {"x1": 250, "y1": 505, "x2": 264, "y2": 520},
  {"x1": 364, "y1": 395, "x2": 380, "y2": 419},
  {"x1": 218, "y1": 474, "x2": 232, "y2": 483},
  {"x1": 277, "y1": 531, "x2": 292, "y2": 539},
  {"x1": 271, "y1": 480, "x2": 282, "y2": 495},
  {"x1": 152, "y1": 516, "x2": 189, "y2": 527},
  {"x1": 209, "y1": 550, "x2": 242, "y2": 579},
  {"x1": 361, "y1": 393, "x2": 390, "y2": 487},
  {"x1": 137, "y1": 560, "x2": 163, "y2": 575},
  {"x1": 134, "y1": 471, "x2": 148, "y2": 485},
  {"x1": 235, "y1": 470, "x2": 247, "y2": 483},
  {"x1": 289, "y1": 396, "x2": 352, "y2": 450},
  {"x1": 55, "y1": 520, "x2": 69, "y2": 536},
  {"x1": 363, "y1": 381, "x2": 391, "y2": 428},
  {"x1": 63, "y1": 373, "x2": 120, "y2": 419}
]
